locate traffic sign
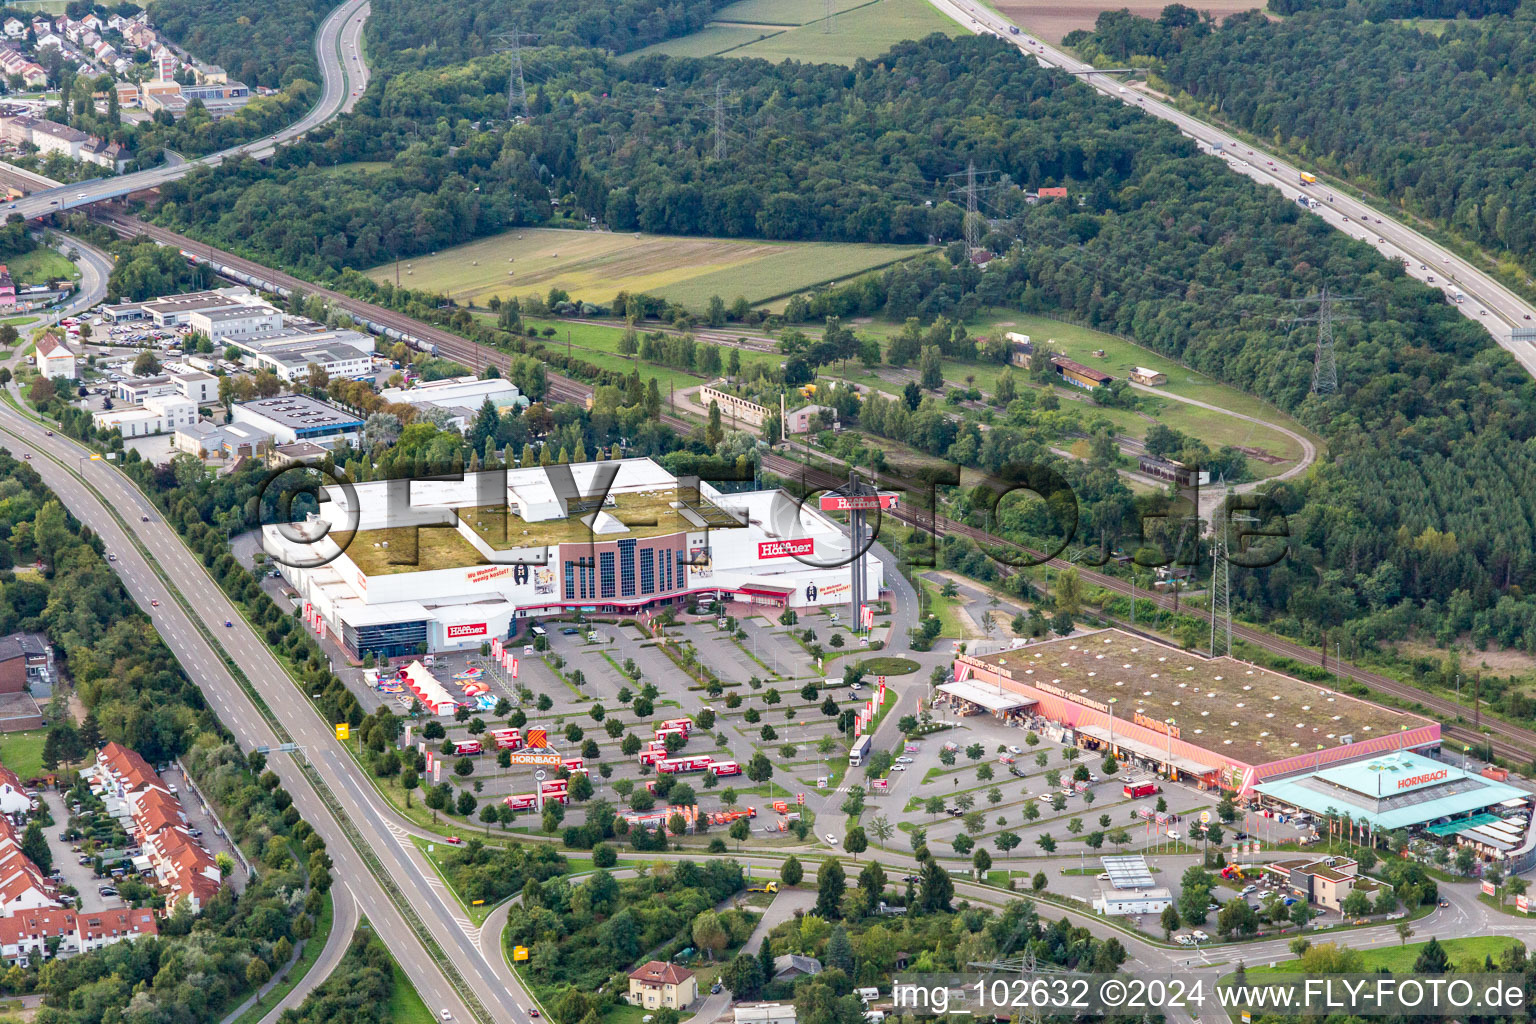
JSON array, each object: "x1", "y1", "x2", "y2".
[
  {"x1": 1199, "y1": 810, "x2": 1211, "y2": 825},
  {"x1": 334, "y1": 723, "x2": 350, "y2": 741},
  {"x1": 513, "y1": 945, "x2": 530, "y2": 961},
  {"x1": 534, "y1": 769, "x2": 547, "y2": 782}
]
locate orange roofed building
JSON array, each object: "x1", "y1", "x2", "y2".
[{"x1": 627, "y1": 961, "x2": 697, "y2": 1010}]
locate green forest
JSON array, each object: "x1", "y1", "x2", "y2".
[
  {"x1": 148, "y1": 0, "x2": 335, "y2": 88},
  {"x1": 1070, "y1": 3, "x2": 1536, "y2": 275},
  {"x1": 364, "y1": 0, "x2": 726, "y2": 72},
  {"x1": 1265, "y1": 0, "x2": 1517, "y2": 15},
  {"x1": 0, "y1": 450, "x2": 333, "y2": 1022},
  {"x1": 131, "y1": 31, "x2": 1536, "y2": 657}
]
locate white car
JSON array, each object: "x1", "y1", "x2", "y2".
[
  {"x1": 1007, "y1": 745, "x2": 1022, "y2": 754},
  {"x1": 896, "y1": 756, "x2": 914, "y2": 764},
  {"x1": 826, "y1": 834, "x2": 837, "y2": 845},
  {"x1": 1191, "y1": 930, "x2": 1209, "y2": 942},
  {"x1": 891, "y1": 765, "x2": 906, "y2": 772},
  {"x1": 1166, "y1": 829, "x2": 1180, "y2": 840},
  {"x1": 1175, "y1": 934, "x2": 1196, "y2": 946},
  {"x1": 440, "y1": 1012, "x2": 452, "y2": 1022},
  {"x1": 1242, "y1": 884, "x2": 1257, "y2": 894}
]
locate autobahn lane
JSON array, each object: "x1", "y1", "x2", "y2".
[
  {"x1": 0, "y1": 412, "x2": 481, "y2": 1022},
  {"x1": 922, "y1": 0, "x2": 1536, "y2": 377},
  {"x1": 5, "y1": 0, "x2": 370, "y2": 219}
]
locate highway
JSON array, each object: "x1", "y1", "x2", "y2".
[
  {"x1": 3, "y1": 0, "x2": 370, "y2": 219},
  {"x1": 923, "y1": 0, "x2": 1536, "y2": 378}
]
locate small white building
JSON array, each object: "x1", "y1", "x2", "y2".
[
  {"x1": 1093, "y1": 886, "x2": 1172, "y2": 917},
  {"x1": 93, "y1": 394, "x2": 196, "y2": 437},
  {"x1": 34, "y1": 334, "x2": 75, "y2": 380},
  {"x1": 735, "y1": 1005, "x2": 797, "y2": 1024},
  {"x1": 187, "y1": 305, "x2": 284, "y2": 345}
]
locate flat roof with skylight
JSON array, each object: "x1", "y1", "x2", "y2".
[{"x1": 961, "y1": 630, "x2": 1431, "y2": 769}]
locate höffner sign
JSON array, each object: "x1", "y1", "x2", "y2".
[{"x1": 758, "y1": 538, "x2": 814, "y2": 559}]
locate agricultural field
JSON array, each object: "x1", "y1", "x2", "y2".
[
  {"x1": 728, "y1": 0, "x2": 964, "y2": 62},
  {"x1": 366, "y1": 228, "x2": 924, "y2": 311},
  {"x1": 992, "y1": 0, "x2": 1262, "y2": 43},
  {"x1": 632, "y1": 0, "x2": 962, "y2": 63}
]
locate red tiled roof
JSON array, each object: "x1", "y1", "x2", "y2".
[
  {"x1": 78, "y1": 907, "x2": 157, "y2": 941},
  {"x1": 98, "y1": 742, "x2": 161, "y2": 793},
  {"x1": 0, "y1": 908, "x2": 73, "y2": 944},
  {"x1": 629, "y1": 960, "x2": 694, "y2": 986}
]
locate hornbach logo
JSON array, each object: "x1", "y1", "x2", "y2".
[{"x1": 1397, "y1": 769, "x2": 1449, "y2": 790}]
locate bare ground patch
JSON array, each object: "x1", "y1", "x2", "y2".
[{"x1": 994, "y1": 0, "x2": 1264, "y2": 42}]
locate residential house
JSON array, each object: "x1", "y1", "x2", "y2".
[
  {"x1": 90, "y1": 743, "x2": 224, "y2": 913},
  {"x1": 773, "y1": 954, "x2": 823, "y2": 981},
  {"x1": 33, "y1": 333, "x2": 75, "y2": 380},
  {"x1": 0, "y1": 818, "x2": 59, "y2": 917},
  {"x1": 626, "y1": 961, "x2": 697, "y2": 1010},
  {"x1": 0, "y1": 907, "x2": 157, "y2": 965},
  {"x1": 0, "y1": 765, "x2": 32, "y2": 816},
  {"x1": 0, "y1": 265, "x2": 13, "y2": 311},
  {"x1": 0, "y1": 633, "x2": 48, "y2": 694},
  {"x1": 2, "y1": 20, "x2": 22, "y2": 39}
]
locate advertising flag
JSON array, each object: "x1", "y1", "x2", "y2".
[
  {"x1": 491, "y1": 638, "x2": 503, "y2": 659},
  {"x1": 510, "y1": 657, "x2": 519, "y2": 679}
]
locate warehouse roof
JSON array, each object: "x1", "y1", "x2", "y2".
[{"x1": 963, "y1": 630, "x2": 1425, "y2": 767}]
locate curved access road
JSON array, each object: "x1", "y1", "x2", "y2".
[
  {"x1": 8, "y1": 0, "x2": 370, "y2": 218},
  {"x1": 924, "y1": 0, "x2": 1536, "y2": 379}
]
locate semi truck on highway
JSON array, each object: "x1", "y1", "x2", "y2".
[
  {"x1": 1299, "y1": 172, "x2": 1317, "y2": 185},
  {"x1": 849, "y1": 734, "x2": 872, "y2": 767}
]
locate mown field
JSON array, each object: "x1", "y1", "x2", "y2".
[
  {"x1": 631, "y1": 0, "x2": 962, "y2": 63},
  {"x1": 366, "y1": 228, "x2": 924, "y2": 311}
]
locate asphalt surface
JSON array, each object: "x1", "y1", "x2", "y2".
[
  {"x1": 7, "y1": 0, "x2": 370, "y2": 218},
  {"x1": 924, "y1": 0, "x2": 1536, "y2": 378}
]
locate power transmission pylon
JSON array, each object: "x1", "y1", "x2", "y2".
[
  {"x1": 1279, "y1": 284, "x2": 1360, "y2": 396},
  {"x1": 713, "y1": 81, "x2": 726, "y2": 160},
  {"x1": 495, "y1": 31, "x2": 535, "y2": 120},
  {"x1": 964, "y1": 162, "x2": 980, "y2": 253},
  {"x1": 1209, "y1": 483, "x2": 1258, "y2": 658},
  {"x1": 824, "y1": 0, "x2": 835, "y2": 32}
]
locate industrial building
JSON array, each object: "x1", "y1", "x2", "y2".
[
  {"x1": 377, "y1": 375, "x2": 529, "y2": 429},
  {"x1": 264, "y1": 458, "x2": 883, "y2": 659},
  {"x1": 232, "y1": 394, "x2": 363, "y2": 446},
  {"x1": 1050, "y1": 356, "x2": 1113, "y2": 391},
  {"x1": 951, "y1": 630, "x2": 1441, "y2": 793}
]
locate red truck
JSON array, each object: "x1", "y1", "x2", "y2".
[
  {"x1": 658, "y1": 718, "x2": 693, "y2": 734},
  {"x1": 638, "y1": 748, "x2": 668, "y2": 766},
  {"x1": 657, "y1": 756, "x2": 713, "y2": 774},
  {"x1": 453, "y1": 741, "x2": 483, "y2": 756},
  {"x1": 490, "y1": 728, "x2": 523, "y2": 750},
  {"x1": 504, "y1": 794, "x2": 537, "y2": 811},
  {"x1": 1123, "y1": 782, "x2": 1161, "y2": 799},
  {"x1": 710, "y1": 761, "x2": 741, "y2": 777}
]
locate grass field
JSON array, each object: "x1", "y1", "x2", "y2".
[
  {"x1": 919, "y1": 579, "x2": 966, "y2": 639},
  {"x1": 1246, "y1": 936, "x2": 1522, "y2": 976},
  {"x1": 316, "y1": 160, "x2": 393, "y2": 176},
  {"x1": 848, "y1": 310, "x2": 1314, "y2": 474},
  {"x1": 633, "y1": 0, "x2": 962, "y2": 62},
  {"x1": 729, "y1": 0, "x2": 963, "y2": 62},
  {"x1": 0, "y1": 316, "x2": 38, "y2": 327},
  {"x1": 384, "y1": 943, "x2": 437, "y2": 1024},
  {"x1": 0, "y1": 728, "x2": 48, "y2": 781},
  {"x1": 10, "y1": 248, "x2": 78, "y2": 284},
  {"x1": 368, "y1": 228, "x2": 924, "y2": 312}
]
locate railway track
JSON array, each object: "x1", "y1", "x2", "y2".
[
  {"x1": 760, "y1": 452, "x2": 1536, "y2": 762},
  {"x1": 95, "y1": 210, "x2": 1531, "y2": 761}
]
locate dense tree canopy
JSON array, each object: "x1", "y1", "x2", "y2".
[
  {"x1": 364, "y1": 0, "x2": 728, "y2": 72},
  {"x1": 149, "y1": 0, "x2": 335, "y2": 88},
  {"x1": 1071, "y1": 4, "x2": 1536, "y2": 273}
]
